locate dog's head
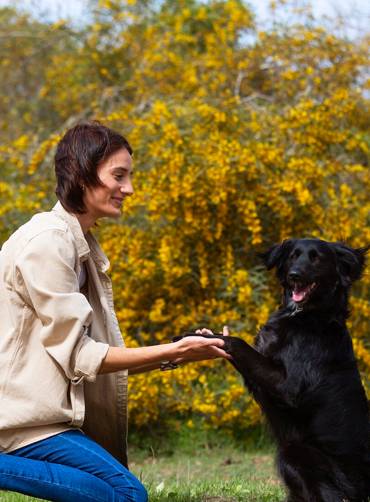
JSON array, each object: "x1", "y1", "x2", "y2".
[{"x1": 260, "y1": 238, "x2": 369, "y2": 312}]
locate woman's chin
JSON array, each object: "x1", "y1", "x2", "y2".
[
  {"x1": 109, "y1": 209, "x2": 122, "y2": 218},
  {"x1": 97, "y1": 207, "x2": 122, "y2": 219}
]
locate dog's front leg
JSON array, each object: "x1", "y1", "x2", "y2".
[
  {"x1": 176, "y1": 334, "x2": 285, "y2": 392},
  {"x1": 223, "y1": 336, "x2": 285, "y2": 391}
]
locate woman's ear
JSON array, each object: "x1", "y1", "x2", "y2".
[
  {"x1": 259, "y1": 239, "x2": 296, "y2": 270},
  {"x1": 332, "y1": 243, "x2": 369, "y2": 285}
]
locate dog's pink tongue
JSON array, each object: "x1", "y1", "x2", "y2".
[{"x1": 292, "y1": 289, "x2": 306, "y2": 302}]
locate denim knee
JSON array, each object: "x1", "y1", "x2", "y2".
[
  {"x1": 116, "y1": 477, "x2": 148, "y2": 502},
  {"x1": 134, "y1": 481, "x2": 148, "y2": 502}
]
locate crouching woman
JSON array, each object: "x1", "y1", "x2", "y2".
[{"x1": 0, "y1": 121, "x2": 229, "y2": 501}]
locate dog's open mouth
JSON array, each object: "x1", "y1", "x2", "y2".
[{"x1": 290, "y1": 282, "x2": 317, "y2": 303}]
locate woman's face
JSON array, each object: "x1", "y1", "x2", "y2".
[{"x1": 83, "y1": 147, "x2": 134, "y2": 220}]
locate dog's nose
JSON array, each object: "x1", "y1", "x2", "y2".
[{"x1": 288, "y1": 271, "x2": 302, "y2": 282}]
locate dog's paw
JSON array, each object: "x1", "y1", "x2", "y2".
[
  {"x1": 172, "y1": 334, "x2": 184, "y2": 342},
  {"x1": 173, "y1": 332, "x2": 223, "y2": 343}
]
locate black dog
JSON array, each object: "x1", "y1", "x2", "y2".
[{"x1": 179, "y1": 239, "x2": 370, "y2": 501}]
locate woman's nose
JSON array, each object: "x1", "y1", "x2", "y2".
[{"x1": 121, "y1": 182, "x2": 134, "y2": 196}]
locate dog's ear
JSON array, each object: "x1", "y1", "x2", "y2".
[
  {"x1": 259, "y1": 239, "x2": 296, "y2": 270},
  {"x1": 332, "y1": 243, "x2": 369, "y2": 284}
]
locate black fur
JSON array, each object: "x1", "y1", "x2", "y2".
[{"x1": 180, "y1": 238, "x2": 370, "y2": 501}]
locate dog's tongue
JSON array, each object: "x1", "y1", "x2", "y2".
[{"x1": 292, "y1": 286, "x2": 309, "y2": 302}]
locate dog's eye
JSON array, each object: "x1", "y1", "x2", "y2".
[
  {"x1": 290, "y1": 249, "x2": 301, "y2": 260},
  {"x1": 309, "y1": 250, "x2": 319, "y2": 262}
]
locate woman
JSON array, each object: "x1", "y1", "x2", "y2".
[{"x1": 0, "y1": 121, "x2": 230, "y2": 501}]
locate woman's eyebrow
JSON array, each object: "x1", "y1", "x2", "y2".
[{"x1": 111, "y1": 166, "x2": 133, "y2": 172}]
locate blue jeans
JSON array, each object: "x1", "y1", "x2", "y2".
[{"x1": 0, "y1": 430, "x2": 148, "y2": 501}]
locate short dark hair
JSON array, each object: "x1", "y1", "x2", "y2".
[{"x1": 55, "y1": 121, "x2": 133, "y2": 214}]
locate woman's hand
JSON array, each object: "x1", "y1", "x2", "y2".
[
  {"x1": 195, "y1": 326, "x2": 230, "y2": 337},
  {"x1": 99, "y1": 326, "x2": 231, "y2": 375},
  {"x1": 173, "y1": 325, "x2": 231, "y2": 364}
]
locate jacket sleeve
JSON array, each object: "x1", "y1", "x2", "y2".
[{"x1": 13, "y1": 228, "x2": 109, "y2": 383}]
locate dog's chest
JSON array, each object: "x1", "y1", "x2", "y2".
[{"x1": 257, "y1": 321, "x2": 327, "y2": 368}]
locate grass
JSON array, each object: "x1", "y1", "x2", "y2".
[
  {"x1": 0, "y1": 428, "x2": 286, "y2": 501},
  {"x1": 131, "y1": 446, "x2": 285, "y2": 501}
]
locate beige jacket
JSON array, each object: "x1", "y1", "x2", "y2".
[{"x1": 0, "y1": 201, "x2": 128, "y2": 466}]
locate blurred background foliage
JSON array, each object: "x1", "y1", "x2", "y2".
[{"x1": 0, "y1": 0, "x2": 369, "y2": 435}]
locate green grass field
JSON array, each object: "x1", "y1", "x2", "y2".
[
  {"x1": 0, "y1": 437, "x2": 286, "y2": 501},
  {"x1": 131, "y1": 445, "x2": 285, "y2": 501}
]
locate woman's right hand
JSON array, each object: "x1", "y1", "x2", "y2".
[{"x1": 172, "y1": 326, "x2": 231, "y2": 364}]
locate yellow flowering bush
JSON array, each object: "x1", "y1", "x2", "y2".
[{"x1": 0, "y1": 0, "x2": 369, "y2": 433}]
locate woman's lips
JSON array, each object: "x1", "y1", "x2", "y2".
[{"x1": 112, "y1": 197, "x2": 124, "y2": 202}]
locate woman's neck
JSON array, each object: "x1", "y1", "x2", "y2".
[{"x1": 74, "y1": 212, "x2": 96, "y2": 235}]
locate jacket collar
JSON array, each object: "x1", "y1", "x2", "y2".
[{"x1": 52, "y1": 201, "x2": 110, "y2": 272}]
